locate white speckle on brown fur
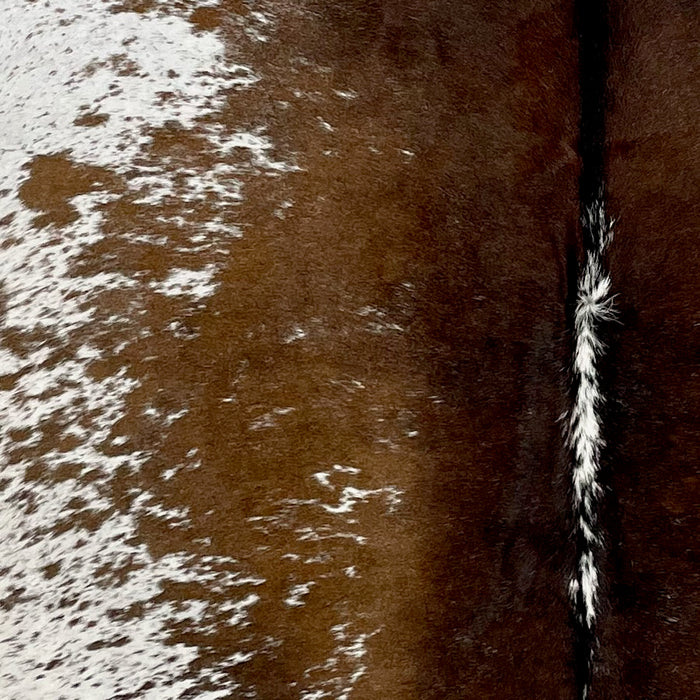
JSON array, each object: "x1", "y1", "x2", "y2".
[{"x1": 569, "y1": 198, "x2": 614, "y2": 694}]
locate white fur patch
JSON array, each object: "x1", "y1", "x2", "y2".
[{"x1": 569, "y1": 199, "x2": 614, "y2": 630}]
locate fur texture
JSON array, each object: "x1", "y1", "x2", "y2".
[
  {"x1": 569, "y1": 199, "x2": 614, "y2": 698},
  {"x1": 3, "y1": 1, "x2": 696, "y2": 697}
]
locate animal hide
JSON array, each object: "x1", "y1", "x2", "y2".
[{"x1": 0, "y1": 1, "x2": 696, "y2": 698}]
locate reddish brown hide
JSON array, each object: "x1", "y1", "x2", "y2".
[
  {"x1": 145, "y1": 0, "x2": 582, "y2": 696},
  {"x1": 4, "y1": 0, "x2": 698, "y2": 698}
]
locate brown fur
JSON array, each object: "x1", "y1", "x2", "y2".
[
  {"x1": 596, "y1": 1, "x2": 700, "y2": 697},
  {"x1": 6, "y1": 1, "x2": 697, "y2": 696}
]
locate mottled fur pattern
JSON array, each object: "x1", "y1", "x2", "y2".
[{"x1": 3, "y1": 1, "x2": 697, "y2": 697}]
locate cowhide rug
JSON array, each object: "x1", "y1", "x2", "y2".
[{"x1": 0, "y1": 1, "x2": 697, "y2": 698}]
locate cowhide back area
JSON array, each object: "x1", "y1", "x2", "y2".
[{"x1": 0, "y1": 1, "x2": 697, "y2": 698}]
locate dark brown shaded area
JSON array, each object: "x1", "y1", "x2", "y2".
[{"x1": 597, "y1": 1, "x2": 700, "y2": 697}]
